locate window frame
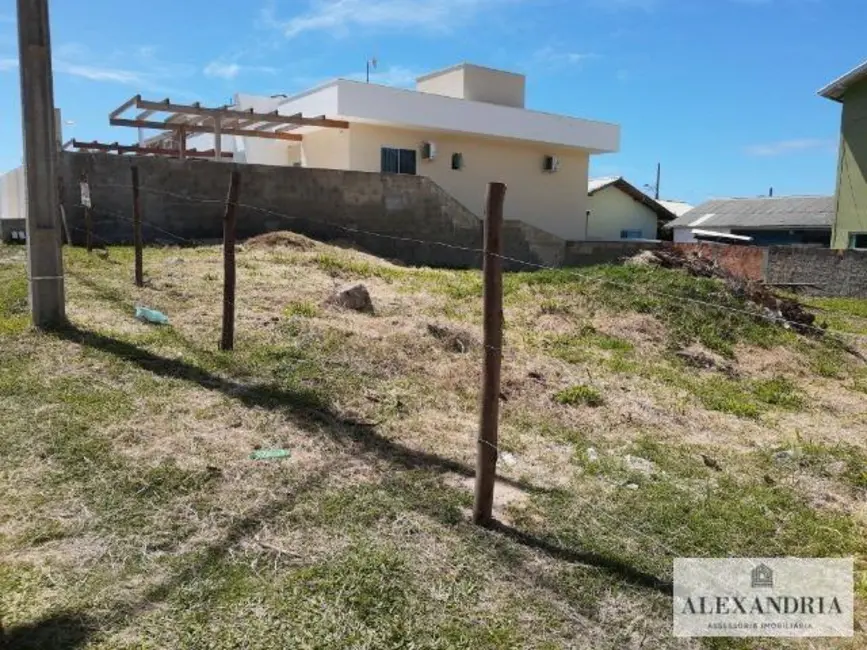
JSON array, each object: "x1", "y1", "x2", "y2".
[
  {"x1": 848, "y1": 232, "x2": 867, "y2": 250},
  {"x1": 380, "y1": 146, "x2": 417, "y2": 175}
]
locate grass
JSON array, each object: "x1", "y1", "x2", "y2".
[
  {"x1": 552, "y1": 384, "x2": 604, "y2": 407},
  {"x1": 1, "y1": 240, "x2": 865, "y2": 649}
]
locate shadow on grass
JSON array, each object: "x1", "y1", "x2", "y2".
[
  {"x1": 485, "y1": 519, "x2": 672, "y2": 596},
  {"x1": 51, "y1": 323, "x2": 547, "y2": 496},
  {"x1": 1, "y1": 612, "x2": 94, "y2": 650},
  {"x1": 46, "y1": 322, "x2": 673, "y2": 639}
]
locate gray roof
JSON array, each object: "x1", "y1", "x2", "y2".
[
  {"x1": 666, "y1": 196, "x2": 834, "y2": 230},
  {"x1": 819, "y1": 59, "x2": 867, "y2": 102}
]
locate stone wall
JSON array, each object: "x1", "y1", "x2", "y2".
[
  {"x1": 766, "y1": 247, "x2": 867, "y2": 297},
  {"x1": 59, "y1": 152, "x2": 485, "y2": 268},
  {"x1": 59, "y1": 152, "x2": 567, "y2": 270},
  {"x1": 54, "y1": 153, "x2": 867, "y2": 297}
]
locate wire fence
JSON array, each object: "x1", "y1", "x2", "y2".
[
  {"x1": 53, "y1": 175, "x2": 866, "y2": 612},
  {"x1": 77, "y1": 180, "x2": 867, "y2": 346}
]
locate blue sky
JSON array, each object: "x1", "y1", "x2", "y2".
[{"x1": 0, "y1": 0, "x2": 863, "y2": 204}]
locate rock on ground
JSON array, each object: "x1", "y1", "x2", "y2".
[{"x1": 325, "y1": 283, "x2": 374, "y2": 313}]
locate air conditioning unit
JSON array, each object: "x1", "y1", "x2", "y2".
[
  {"x1": 543, "y1": 155, "x2": 560, "y2": 172},
  {"x1": 421, "y1": 141, "x2": 437, "y2": 160}
]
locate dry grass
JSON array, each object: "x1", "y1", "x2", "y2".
[{"x1": 1, "y1": 240, "x2": 866, "y2": 649}]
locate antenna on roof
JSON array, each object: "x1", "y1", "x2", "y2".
[{"x1": 366, "y1": 56, "x2": 377, "y2": 83}]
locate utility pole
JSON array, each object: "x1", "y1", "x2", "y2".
[
  {"x1": 17, "y1": 0, "x2": 65, "y2": 328},
  {"x1": 654, "y1": 162, "x2": 661, "y2": 200}
]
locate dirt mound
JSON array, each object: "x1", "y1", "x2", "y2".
[
  {"x1": 648, "y1": 247, "x2": 821, "y2": 335},
  {"x1": 246, "y1": 231, "x2": 317, "y2": 250}
]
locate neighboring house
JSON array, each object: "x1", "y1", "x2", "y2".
[
  {"x1": 666, "y1": 196, "x2": 834, "y2": 246},
  {"x1": 0, "y1": 167, "x2": 26, "y2": 242},
  {"x1": 657, "y1": 200, "x2": 694, "y2": 218},
  {"x1": 586, "y1": 176, "x2": 677, "y2": 240},
  {"x1": 187, "y1": 63, "x2": 620, "y2": 240},
  {"x1": 819, "y1": 59, "x2": 867, "y2": 250}
]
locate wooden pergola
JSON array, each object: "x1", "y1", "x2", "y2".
[
  {"x1": 69, "y1": 139, "x2": 234, "y2": 159},
  {"x1": 108, "y1": 94, "x2": 349, "y2": 160}
]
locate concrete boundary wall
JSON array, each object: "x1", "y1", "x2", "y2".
[{"x1": 56, "y1": 153, "x2": 867, "y2": 297}]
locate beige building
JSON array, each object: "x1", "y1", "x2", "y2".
[
  {"x1": 587, "y1": 177, "x2": 676, "y2": 240},
  {"x1": 195, "y1": 63, "x2": 620, "y2": 241}
]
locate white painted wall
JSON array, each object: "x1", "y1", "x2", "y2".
[
  {"x1": 587, "y1": 185, "x2": 659, "y2": 240},
  {"x1": 0, "y1": 167, "x2": 26, "y2": 221}
]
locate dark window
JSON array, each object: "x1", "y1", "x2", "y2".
[
  {"x1": 451, "y1": 152, "x2": 463, "y2": 170},
  {"x1": 381, "y1": 147, "x2": 416, "y2": 175},
  {"x1": 620, "y1": 229, "x2": 643, "y2": 240},
  {"x1": 849, "y1": 233, "x2": 867, "y2": 250}
]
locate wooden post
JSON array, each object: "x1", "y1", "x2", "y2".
[
  {"x1": 81, "y1": 172, "x2": 93, "y2": 252},
  {"x1": 178, "y1": 126, "x2": 186, "y2": 161},
  {"x1": 131, "y1": 165, "x2": 143, "y2": 287},
  {"x1": 17, "y1": 0, "x2": 65, "y2": 328},
  {"x1": 214, "y1": 118, "x2": 222, "y2": 161},
  {"x1": 220, "y1": 170, "x2": 240, "y2": 351},
  {"x1": 473, "y1": 182, "x2": 506, "y2": 527}
]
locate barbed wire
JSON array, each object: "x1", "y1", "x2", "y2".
[
  {"x1": 62, "y1": 193, "x2": 867, "y2": 605},
  {"x1": 77, "y1": 184, "x2": 867, "y2": 345}
]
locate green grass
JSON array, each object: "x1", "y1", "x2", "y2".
[
  {"x1": 283, "y1": 299, "x2": 319, "y2": 318},
  {"x1": 1, "y1": 244, "x2": 865, "y2": 650},
  {"x1": 513, "y1": 265, "x2": 792, "y2": 357},
  {"x1": 552, "y1": 384, "x2": 604, "y2": 407},
  {"x1": 0, "y1": 260, "x2": 29, "y2": 334}
]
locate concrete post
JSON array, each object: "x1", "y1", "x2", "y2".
[{"x1": 17, "y1": 0, "x2": 65, "y2": 328}]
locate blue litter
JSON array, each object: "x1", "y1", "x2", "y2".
[{"x1": 135, "y1": 306, "x2": 169, "y2": 325}]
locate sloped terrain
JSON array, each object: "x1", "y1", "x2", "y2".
[{"x1": 1, "y1": 238, "x2": 866, "y2": 649}]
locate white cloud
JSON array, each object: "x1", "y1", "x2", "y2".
[
  {"x1": 533, "y1": 46, "x2": 597, "y2": 67},
  {"x1": 204, "y1": 61, "x2": 242, "y2": 79},
  {"x1": 204, "y1": 60, "x2": 278, "y2": 79},
  {"x1": 55, "y1": 61, "x2": 147, "y2": 85},
  {"x1": 744, "y1": 138, "x2": 835, "y2": 157},
  {"x1": 267, "y1": 0, "x2": 524, "y2": 38},
  {"x1": 0, "y1": 57, "x2": 17, "y2": 71}
]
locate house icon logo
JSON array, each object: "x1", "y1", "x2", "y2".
[{"x1": 751, "y1": 563, "x2": 774, "y2": 588}]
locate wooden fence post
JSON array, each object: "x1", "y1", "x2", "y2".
[
  {"x1": 131, "y1": 165, "x2": 143, "y2": 287},
  {"x1": 80, "y1": 172, "x2": 92, "y2": 252},
  {"x1": 473, "y1": 182, "x2": 506, "y2": 526},
  {"x1": 220, "y1": 170, "x2": 240, "y2": 351}
]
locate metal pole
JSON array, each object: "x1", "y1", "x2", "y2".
[
  {"x1": 131, "y1": 165, "x2": 143, "y2": 287},
  {"x1": 17, "y1": 0, "x2": 65, "y2": 328},
  {"x1": 473, "y1": 181, "x2": 506, "y2": 527},
  {"x1": 220, "y1": 170, "x2": 240, "y2": 351},
  {"x1": 655, "y1": 162, "x2": 661, "y2": 200}
]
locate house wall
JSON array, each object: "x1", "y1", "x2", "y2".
[
  {"x1": 587, "y1": 186, "x2": 659, "y2": 241},
  {"x1": 416, "y1": 67, "x2": 465, "y2": 99},
  {"x1": 833, "y1": 78, "x2": 867, "y2": 248},
  {"x1": 0, "y1": 167, "x2": 26, "y2": 221},
  {"x1": 301, "y1": 127, "x2": 351, "y2": 169},
  {"x1": 346, "y1": 123, "x2": 590, "y2": 240},
  {"x1": 416, "y1": 64, "x2": 526, "y2": 108}
]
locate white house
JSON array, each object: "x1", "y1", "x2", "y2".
[
  {"x1": 586, "y1": 176, "x2": 677, "y2": 240},
  {"x1": 188, "y1": 63, "x2": 620, "y2": 240}
]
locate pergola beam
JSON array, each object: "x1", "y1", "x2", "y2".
[
  {"x1": 109, "y1": 117, "x2": 304, "y2": 141},
  {"x1": 72, "y1": 139, "x2": 233, "y2": 158},
  {"x1": 132, "y1": 96, "x2": 349, "y2": 129}
]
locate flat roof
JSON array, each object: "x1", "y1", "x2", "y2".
[
  {"x1": 818, "y1": 59, "x2": 867, "y2": 102},
  {"x1": 416, "y1": 62, "x2": 525, "y2": 83}
]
